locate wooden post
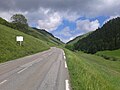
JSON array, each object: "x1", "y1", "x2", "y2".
[{"x1": 20, "y1": 41, "x2": 22, "y2": 46}]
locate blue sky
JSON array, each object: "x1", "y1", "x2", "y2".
[{"x1": 0, "y1": 0, "x2": 120, "y2": 42}]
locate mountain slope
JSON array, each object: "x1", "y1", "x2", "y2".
[
  {"x1": 0, "y1": 24, "x2": 49, "y2": 63},
  {"x1": 67, "y1": 17, "x2": 120, "y2": 53},
  {"x1": 0, "y1": 17, "x2": 63, "y2": 46},
  {"x1": 32, "y1": 27, "x2": 63, "y2": 45}
]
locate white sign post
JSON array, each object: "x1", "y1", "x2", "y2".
[{"x1": 16, "y1": 36, "x2": 23, "y2": 46}]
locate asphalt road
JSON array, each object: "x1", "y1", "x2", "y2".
[{"x1": 0, "y1": 47, "x2": 70, "y2": 90}]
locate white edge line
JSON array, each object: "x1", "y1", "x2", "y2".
[
  {"x1": 65, "y1": 61, "x2": 68, "y2": 68},
  {"x1": 17, "y1": 67, "x2": 28, "y2": 74},
  {"x1": 0, "y1": 80, "x2": 7, "y2": 85},
  {"x1": 64, "y1": 56, "x2": 66, "y2": 60},
  {"x1": 65, "y1": 80, "x2": 70, "y2": 90}
]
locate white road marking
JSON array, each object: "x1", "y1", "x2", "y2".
[
  {"x1": 17, "y1": 67, "x2": 28, "y2": 74},
  {"x1": 0, "y1": 80, "x2": 7, "y2": 85},
  {"x1": 62, "y1": 50, "x2": 65, "y2": 55},
  {"x1": 65, "y1": 80, "x2": 70, "y2": 90},
  {"x1": 65, "y1": 61, "x2": 68, "y2": 68},
  {"x1": 64, "y1": 56, "x2": 66, "y2": 59}
]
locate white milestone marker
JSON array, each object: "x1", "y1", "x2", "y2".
[{"x1": 16, "y1": 36, "x2": 23, "y2": 46}]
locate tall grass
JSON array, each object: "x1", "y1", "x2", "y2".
[{"x1": 64, "y1": 49, "x2": 120, "y2": 90}]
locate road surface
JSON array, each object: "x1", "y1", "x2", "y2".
[{"x1": 0, "y1": 47, "x2": 70, "y2": 90}]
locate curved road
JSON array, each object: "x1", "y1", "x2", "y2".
[{"x1": 0, "y1": 47, "x2": 70, "y2": 90}]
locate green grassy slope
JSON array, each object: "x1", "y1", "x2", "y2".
[
  {"x1": 0, "y1": 24, "x2": 50, "y2": 63},
  {"x1": 33, "y1": 28, "x2": 63, "y2": 45},
  {"x1": 14, "y1": 27, "x2": 63, "y2": 46},
  {"x1": 96, "y1": 49, "x2": 120, "y2": 61},
  {"x1": 64, "y1": 49, "x2": 120, "y2": 90},
  {"x1": 0, "y1": 17, "x2": 63, "y2": 46}
]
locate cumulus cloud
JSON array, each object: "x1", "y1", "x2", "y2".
[
  {"x1": 53, "y1": 27, "x2": 73, "y2": 42},
  {"x1": 54, "y1": 27, "x2": 72, "y2": 37},
  {"x1": 53, "y1": 26, "x2": 83, "y2": 43},
  {"x1": 37, "y1": 10, "x2": 62, "y2": 31},
  {"x1": 59, "y1": 27, "x2": 72, "y2": 37},
  {"x1": 76, "y1": 19, "x2": 100, "y2": 32}
]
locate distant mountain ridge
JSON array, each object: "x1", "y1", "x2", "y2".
[{"x1": 66, "y1": 17, "x2": 120, "y2": 53}]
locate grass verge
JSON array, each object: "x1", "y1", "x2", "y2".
[{"x1": 64, "y1": 49, "x2": 120, "y2": 90}]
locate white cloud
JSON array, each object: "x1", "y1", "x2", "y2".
[
  {"x1": 62, "y1": 11, "x2": 79, "y2": 21},
  {"x1": 37, "y1": 9, "x2": 62, "y2": 31},
  {"x1": 76, "y1": 19, "x2": 100, "y2": 32},
  {"x1": 59, "y1": 27, "x2": 72, "y2": 37},
  {"x1": 37, "y1": 9, "x2": 79, "y2": 31},
  {"x1": 53, "y1": 26, "x2": 84, "y2": 43}
]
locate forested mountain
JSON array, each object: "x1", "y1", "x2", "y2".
[{"x1": 67, "y1": 17, "x2": 120, "y2": 53}]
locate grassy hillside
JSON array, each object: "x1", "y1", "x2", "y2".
[
  {"x1": 0, "y1": 24, "x2": 50, "y2": 63},
  {"x1": 32, "y1": 28, "x2": 63, "y2": 45},
  {"x1": 22, "y1": 27, "x2": 61, "y2": 46},
  {"x1": 64, "y1": 49, "x2": 120, "y2": 90},
  {"x1": 96, "y1": 49, "x2": 120, "y2": 61},
  {"x1": 0, "y1": 17, "x2": 63, "y2": 46}
]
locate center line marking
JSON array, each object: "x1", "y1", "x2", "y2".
[
  {"x1": 0, "y1": 80, "x2": 7, "y2": 85},
  {"x1": 65, "y1": 61, "x2": 68, "y2": 68},
  {"x1": 17, "y1": 67, "x2": 28, "y2": 74},
  {"x1": 65, "y1": 80, "x2": 70, "y2": 90}
]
